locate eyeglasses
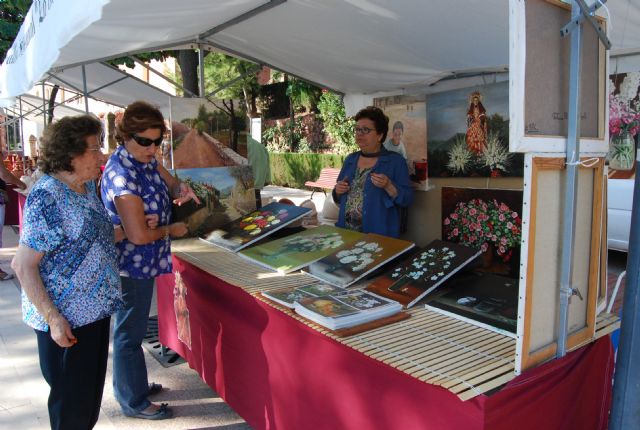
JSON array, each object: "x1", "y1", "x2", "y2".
[
  {"x1": 87, "y1": 146, "x2": 103, "y2": 152},
  {"x1": 131, "y1": 133, "x2": 163, "y2": 147},
  {"x1": 355, "y1": 126, "x2": 374, "y2": 135}
]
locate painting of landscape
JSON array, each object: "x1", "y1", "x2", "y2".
[
  {"x1": 170, "y1": 166, "x2": 256, "y2": 238},
  {"x1": 239, "y1": 225, "x2": 365, "y2": 274},
  {"x1": 427, "y1": 81, "x2": 523, "y2": 178}
]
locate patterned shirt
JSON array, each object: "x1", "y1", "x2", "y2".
[
  {"x1": 344, "y1": 167, "x2": 371, "y2": 231},
  {"x1": 21, "y1": 176, "x2": 122, "y2": 331},
  {"x1": 101, "y1": 145, "x2": 172, "y2": 279}
]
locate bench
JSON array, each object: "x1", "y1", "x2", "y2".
[{"x1": 305, "y1": 167, "x2": 341, "y2": 198}]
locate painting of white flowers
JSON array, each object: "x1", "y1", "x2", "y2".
[
  {"x1": 200, "y1": 202, "x2": 310, "y2": 252},
  {"x1": 366, "y1": 240, "x2": 482, "y2": 308},
  {"x1": 426, "y1": 81, "x2": 524, "y2": 178},
  {"x1": 305, "y1": 233, "x2": 415, "y2": 288},
  {"x1": 239, "y1": 225, "x2": 364, "y2": 274}
]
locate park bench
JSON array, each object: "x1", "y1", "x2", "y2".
[{"x1": 305, "y1": 167, "x2": 341, "y2": 198}]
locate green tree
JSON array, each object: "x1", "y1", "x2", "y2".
[
  {"x1": 0, "y1": 0, "x2": 31, "y2": 63},
  {"x1": 317, "y1": 91, "x2": 356, "y2": 154}
]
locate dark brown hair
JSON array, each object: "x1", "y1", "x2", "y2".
[
  {"x1": 354, "y1": 106, "x2": 389, "y2": 142},
  {"x1": 116, "y1": 100, "x2": 166, "y2": 143},
  {"x1": 39, "y1": 115, "x2": 102, "y2": 174}
]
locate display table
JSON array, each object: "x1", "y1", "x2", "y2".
[
  {"x1": 157, "y1": 240, "x2": 614, "y2": 430},
  {"x1": 5, "y1": 187, "x2": 21, "y2": 226}
]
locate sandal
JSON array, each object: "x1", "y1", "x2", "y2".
[
  {"x1": 130, "y1": 403, "x2": 173, "y2": 420},
  {"x1": 0, "y1": 271, "x2": 14, "y2": 281},
  {"x1": 148, "y1": 382, "x2": 163, "y2": 396}
]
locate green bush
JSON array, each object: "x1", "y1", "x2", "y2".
[
  {"x1": 317, "y1": 91, "x2": 357, "y2": 155},
  {"x1": 269, "y1": 152, "x2": 346, "y2": 188}
]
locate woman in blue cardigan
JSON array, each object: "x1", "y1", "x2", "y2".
[{"x1": 332, "y1": 106, "x2": 413, "y2": 238}]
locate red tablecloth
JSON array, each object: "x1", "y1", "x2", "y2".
[
  {"x1": 5, "y1": 187, "x2": 21, "y2": 226},
  {"x1": 157, "y1": 256, "x2": 614, "y2": 430}
]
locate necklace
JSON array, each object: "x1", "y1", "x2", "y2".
[{"x1": 359, "y1": 150, "x2": 383, "y2": 158}]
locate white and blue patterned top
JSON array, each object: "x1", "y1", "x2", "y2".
[
  {"x1": 21, "y1": 176, "x2": 123, "y2": 332},
  {"x1": 101, "y1": 145, "x2": 172, "y2": 279}
]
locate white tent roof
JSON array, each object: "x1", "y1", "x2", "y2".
[{"x1": 1, "y1": 0, "x2": 639, "y2": 106}]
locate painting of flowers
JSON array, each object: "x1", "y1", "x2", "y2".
[
  {"x1": 306, "y1": 233, "x2": 415, "y2": 287},
  {"x1": 608, "y1": 72, "x2": 640, "y2": 173},
  {"x1": 427, "y1": 81, "x2": 524, "y2": 178},
  {"x1": 366, "y1": 240, "x2": 482, "y2": 308},
  {"x1": 262, "y1": 282, "x2": 345, "y2": 308},
  {"x1": 441, "y1": 187, "x2": 523, "y2": 278},
  {"x1": 239, "y1": 225, "x2": 364, "y2": 274},
  {"x1": 200, "y1": 201, "x2": 310, "y2": 252}
]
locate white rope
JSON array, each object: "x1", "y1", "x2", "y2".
[{"x1": 566, "y1": 154, "x2": 601, "y2": 168}]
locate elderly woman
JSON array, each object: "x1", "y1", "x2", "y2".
[
  {"x1": 12, "y1": 115, "x2": 122, "y2": 430},
  {"x1": 101, "y1": 101, "x2": 199, "y2": 420},
  {"x1": 332, "y1": 106, "x2": 413, "y2": 238}
]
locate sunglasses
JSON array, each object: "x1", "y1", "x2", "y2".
[{"x1": 131, "y1": 133, "x2": 163, "y2": 147}]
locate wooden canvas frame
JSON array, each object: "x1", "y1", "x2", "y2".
[
  {"x1": 516, "y1": 155, "x2": 604, "y2": 373},
  {"x1": 509, "y1": 0, "x2": 608, "y2": 153}
]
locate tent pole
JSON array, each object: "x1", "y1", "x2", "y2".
[
  {"x1": 199, "y1": 45, "x2": 205, "y2": 98},
  {"x1": 206, "y1": 65, "x2": 261, "y2": 98},
  {"x1": 557, "y1": 1, "x2": 584, "y2": 358},
  {"x1": 126, "y1": 58, "x2": 197, "y2": 98},
  {"x1": 81, "y1": 65, "x2": 89, "y2": 113},
  {"x1": 41, "y1": 82, "x2": 47, "y2": 126}
]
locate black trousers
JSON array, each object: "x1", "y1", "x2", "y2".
[{"x1": 35, "y1": 316, "x2": 111, "y2": 430}]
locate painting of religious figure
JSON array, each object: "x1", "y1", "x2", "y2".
[{"x1": 427, "y1": 82, "x2": 524, "y2": 178}]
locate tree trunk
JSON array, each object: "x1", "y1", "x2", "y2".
[
  {"x1": 177, "y1": 50, "x2": 199, "y2": 97},
  {"x1": 229, "y1": 99, "x2": 238, "y2": 152},
  {"x1": 47, "y1": 84, "x2": 59, "y2": 125}
]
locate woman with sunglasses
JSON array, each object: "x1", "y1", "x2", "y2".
[
  {"x1": 100, "y1": 101, "x2": 199, "y2": 420},
  {"x1": 332, "y1": 106, "x2": 413, "y2": 238}
]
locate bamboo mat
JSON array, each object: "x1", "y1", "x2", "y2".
[{"x1": 170, "y1": 238, "x2": 618, "y2": 401}]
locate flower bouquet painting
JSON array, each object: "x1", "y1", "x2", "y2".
[
  {"x1": 239, "y1": 225, "x2": 364, "y2": 274},
  {"x1": 608, "y1": 73, "x2": 640, "y2": 172},
  {"x1": 306, "y1": 233, "x2": 415, "y2": 288},
  {"x1": 441, "y1": 187, "x2": 523, "y2": 277},
  {"x1": 200, "y1": 201, "x2": 310, "y2": 252},
  {"x1": 366, "y1": 240, "x2": 482, "y2": 308}
]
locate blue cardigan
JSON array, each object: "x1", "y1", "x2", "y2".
[{"x1": 333, "y1": 151, "x2": 413, "y2": 238}]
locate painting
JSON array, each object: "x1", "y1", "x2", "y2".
[
  {"x1": 441, "y1": 187, "x2": 523, "y2": 278},
  {"x1": 239, "y1": 225, "x2": 365, "y2": 274},
  {"x1": 262, "y1": 283, "x2": 345, "y2": 308},
  {"x1": 425, "y1": 271, "x2": 518, "y2": 337},
  {"x1": 173, "y1": 271, "x2": 192, "y2": 350},
  {"x1": 366, "y1": 240, "x2": 482, "y2": 308},
  {"x1": 305, "y1": 233, "x2": 415, "y2": 288},
  {"x1": 608, "y1": 71, "x2": 640, "y2": 178},
  {"x1": 170, "y1": 166, "x2": 256, "y2": 238},
  {"x1": 373, "y1": 95, "x2": 429, "y2": 190},
  {"x1": 427, "y1": 81, "x2": 524, "y2": 178},
  {"x1": 200, "y1": 201, "x2": 311, "y2": 252}
]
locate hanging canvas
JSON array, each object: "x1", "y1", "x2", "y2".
[
  {"x1": 239, "y1": 225, "x2": 365, "y2": 274},
  {"x1": 427, "y1": 81, "x2": 523, "y2": 178},
  {"x1": 608, "y1": 71, "x2": 640, "y2": 178},
  {"x1": 200, "y1": 201, "x2": 311, "y2": 252},
  {"x1": 441, "y1": 187, "x2": 523, "y2": 279},
  {"x1": 372, "y1": 95, "x2": 429, "y2": 190},
  {"x1": 168, "y1": 97, "x2": 248, "y2": 169},
  {"x1": 170, "y1": 166, "x2": 256, "y2": 238}
]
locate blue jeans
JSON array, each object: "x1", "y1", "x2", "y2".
[{"x1": 112, "y1": 276, "x2": 155, "y2": 416}]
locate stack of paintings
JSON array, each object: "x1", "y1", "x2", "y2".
[
  {"x1": 366, "y1": 240, "x2": 482, "y2": 308},
  {"x1": 262, "y1": 282, "x2": 344, "y2": 309},
  {"x1": 239, "y1": 225, "x2": 364, "y2": 274},
  {"x1": 200, "y1": 202, "x2": 310, "y2": 252},
  {"x1": 305, "y1": 233, "x2": 415, "y2": 288},
  {"x1": 294, "y1": 289, "x2": 403, "y2": 331}
]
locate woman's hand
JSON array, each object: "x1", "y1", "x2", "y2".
[
  {"x1": 173, "y1": 182, "x2": 201, "y2": 206},
  {"x1": 49, "y1": 312, "x2": 77, "y2": 348},
  {"x1": 169, "y1": 222, "x2": 189, "y2": 238},
  {"x1": 145, "y1": 214, "x2": 159, "y2": 229},
  {"x1": 370, "y1": 173, "x2": 398, "y2": 198},
  {"x1": 334, "y1": 179, "x2": 350, "y2": 197}
]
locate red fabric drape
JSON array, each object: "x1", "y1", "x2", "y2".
[{"x1": 157, "y1": 256, "x2": 614, "y2": 430}]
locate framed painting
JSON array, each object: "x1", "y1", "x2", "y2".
[
  {"x1": 427, "y1": 81, "x2": 524, "y2": 178},
  {"x1": 372, "y1": 95, "x2": 429, "y2": 190},
  {"x1": 509, "y1": 0, "x2": 607, "y2": 152}
]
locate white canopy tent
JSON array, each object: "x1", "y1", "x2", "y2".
[{"x1": 0, "y1": 0, "x2": 639, "y2": 108}]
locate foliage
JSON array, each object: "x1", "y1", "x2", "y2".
[
  {"x1": 269, "y1": 152, "x2": 346, "y2": 188},
  {"x1": 0, "y1": 0, "x2": 31, "y2": 63},
  {"x1": 263, "y1": 118, "x2": 304, "y2": 152},
  {"x1": 317, "y1": 91, "x2": 357, "y2": 155},
  {"x1": 286, "y1": 78, "x2": 322, "y2": 113},
  {"x1": 443, "y1": 198, "x2": 522, "y2": 262}
]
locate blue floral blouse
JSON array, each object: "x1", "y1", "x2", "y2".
[
  {"x1": 21, "y1": 176, "x2": 122, "y2": 331},
  {"x1": 101, "y1": 145, "x2": 172, "y2": 279}
]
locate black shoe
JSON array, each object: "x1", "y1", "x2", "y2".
[
  {"x1": 130, "y1": 403, "x2": 173, "y2": 420},
  {"x1": 148, "y1": 382, "x2": 163, "y2": 396}
]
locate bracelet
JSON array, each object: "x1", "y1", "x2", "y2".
[{"x1": 44, "y1": 307, "x2": 56, "y2": 325}]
